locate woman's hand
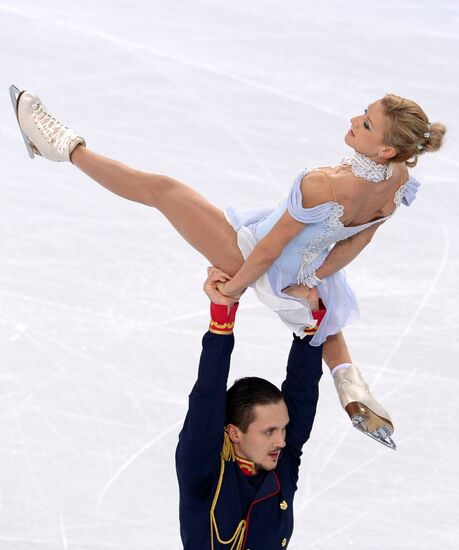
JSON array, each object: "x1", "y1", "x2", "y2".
[
  {"x1": 203, "y1": 267, "x2": 239, "y2": 306},
  {"x1": 283, "y1": 284, "x2": 320, "y2": 311},
  {"x1": 216, "y1": 281, "x2": 246, "y2": 301}
]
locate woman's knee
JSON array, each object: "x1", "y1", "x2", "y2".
[{"x1": 142, "y1": 173, "x2": 178, "y2": 207}]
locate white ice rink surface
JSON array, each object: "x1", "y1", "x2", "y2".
[{"x1": 1, "y1": 1, "x2": 458, "y2": 548}]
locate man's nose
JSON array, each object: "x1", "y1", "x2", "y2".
[{"x1": 275, "y1": 434, "x2": 287, "y2": 449}]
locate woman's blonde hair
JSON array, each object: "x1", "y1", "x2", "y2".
[{"x1": 381, "y1": 94, "x2": 446, "y2": 168}]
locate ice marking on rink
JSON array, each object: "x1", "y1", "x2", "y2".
[
  {"x1": 96, "y1": 420, "x2": 182, "y2": 517},
  {"x1": 2, "y1": 1, "x2": 457, "y2": 548},
  {"x1": 154, "y1": 63, "x2": 284, "y2": 193},
  {"x1": 307, "y1": 507, "x2": 371, "y2": 547},
  {"x1": 373, "y1": 222, "x2": 450, "y2": 391},
  {"x1": 0, "y1": 5, "x2": 345, "y2": 121},
  {"x1": 296, "y1": 430, "x2": 419, "y2": 516},
  {"x1": 59, "y1": 509, "x2": 69, "y2": 550}
]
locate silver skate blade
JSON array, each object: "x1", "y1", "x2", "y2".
[
  {"x1": 352, "y1": 419, "x2": 397, "y2": 450},
  {"x1": 9, "y1": 84, "x2": 35, "y2": 159},
  {"x1": 361, "y1": 429, "x2": 397, "y2": 450}
]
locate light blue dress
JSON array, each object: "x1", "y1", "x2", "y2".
[{"x1": 226, "y1": 167, "x2": 421, "y2": 346}]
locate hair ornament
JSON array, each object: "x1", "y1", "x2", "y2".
[
  {"x1": 424, "y1": 131, "x2": 431, "y2": 139},
  {"x1": 417, "y1": 144, "x2": 424, "y2": 151}
]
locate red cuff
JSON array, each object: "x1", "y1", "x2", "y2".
[
  {"x1": 209, "y1": 303, "x2": 239, "y2": 335},
  {"x1": 303, "y1": 307, "x2": 326, "y2": 336},
  {"x1": 312, "y1": 308, "x2": 326, "y2": 324}
]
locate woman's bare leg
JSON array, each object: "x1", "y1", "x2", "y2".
[
  {"x1": 323, "y1": 331, "x2": 352, "y2": 371},
  {"x1": 70, "y1": 145, "x2": 244, "y2": 275}
]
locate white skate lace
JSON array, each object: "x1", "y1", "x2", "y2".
[{"x1": 31, "y1": 100, "x2": 78, "y2": 153}]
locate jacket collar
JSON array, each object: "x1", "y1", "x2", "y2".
[
  {"x1": 233, "y1": 459, "x2": 281, "y2": 501},
  {"x1": 251, "y1": 469, "x2": 281, "y2": 503},
  {"x1": 235, "y1": 455, "x2": 257, "y2": 476}
]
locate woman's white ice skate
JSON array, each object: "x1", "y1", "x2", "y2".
[
  {"x1": 9, "y1": 84, "x2": 85, "y2": 162},
  {"x1": 334, "y1": 365, "x2": 396, "y2": 450}
]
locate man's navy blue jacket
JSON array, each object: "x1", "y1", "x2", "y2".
[{"x1": 176, "y1": 324, "x2": 323, "y2": 549}]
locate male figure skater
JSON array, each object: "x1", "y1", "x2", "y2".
[{"x1": 176, "y1": 267, "x2": 344, "y2": 549}]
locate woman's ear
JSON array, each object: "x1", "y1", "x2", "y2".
[{"x1": 378, "y1": 145, "x2": 397, "y2": 160}]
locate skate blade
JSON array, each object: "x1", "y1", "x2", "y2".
[
  {"x1": 346, "y1": 401, "x2": 397, "y2": 450},
  {"x1": 9, "y1": 84, "x2": 38, "y2": 159},
  {"x1": 352, "y1": 419, "x2": 397, "y2": 450}
]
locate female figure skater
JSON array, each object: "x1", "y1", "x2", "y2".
[{"x1": 9, "y1": 85, "x2": 446, "y2": 449}]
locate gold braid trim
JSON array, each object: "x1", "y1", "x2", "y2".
[
  {"x1": 209, "y1": 328, "x2": 234, "y2": 335},
  {"x1": 221, "y1": 430, "x2": 236, "y2": 462},
  {"x1": 210, "y1": 320, "x2": 235, "y2": 329},
  {"x1": 209, "y1": 321, "x2": 235, "y2": 335},
  {"x1": 210, "y1": 432, "x2": 246, "y2": 550}
]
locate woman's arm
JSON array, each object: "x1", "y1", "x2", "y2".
[
  {"x1": 314, "y1": 221, "x2": 382, "y2": 281},
  {"x1": 221, "y1": 171, "x2": 383, "y2": 297},
  {"x1": 222, "y1": 215, "x2": 383, "y2": 296},
  {"x1": 220, "y1": 209, "x2": 305, "y2": 296}
]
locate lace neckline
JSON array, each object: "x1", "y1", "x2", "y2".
[{"x1": 341, "y1": 152, "x2": 393, "y2": 183}]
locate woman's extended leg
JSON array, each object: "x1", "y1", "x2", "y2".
[{"x1": 70, "y1": 145, "x2": 244, "y2": 275}]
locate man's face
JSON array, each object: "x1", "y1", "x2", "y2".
[{"x1": 229, "y1": 401, "x2": 289, "y2": 472}]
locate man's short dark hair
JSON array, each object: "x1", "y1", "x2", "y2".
[{"x1": 226, "y1": 377, "x2": 284, "y2": 433}]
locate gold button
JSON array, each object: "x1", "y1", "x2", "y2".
[
  {"x1": 280, "y1": 500, "x2": 288, "y2": 511},
  {"x1": 281, "y1": 538, "x2": 288, "y2": 547}
]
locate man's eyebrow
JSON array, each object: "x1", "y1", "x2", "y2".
[{"x1": 265, "y1": 421, "x2": 290, "y2": 430}]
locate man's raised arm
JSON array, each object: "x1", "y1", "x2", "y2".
[
  {"x1": 281, "y1": 323, "x2": 324, "y2": 470},
  {"x1": 175, "y1": 268, "x2": 239, "y2": 502}
]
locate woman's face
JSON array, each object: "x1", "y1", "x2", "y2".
[{"x1": 345, "y1": 99, "x2": 395, "y2": 162}]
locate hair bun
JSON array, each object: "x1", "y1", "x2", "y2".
[
  {"x1": 424, "y1": 122, "x2": 447, "y2": 153},
  {"x1": 382, "y1": 94, "x2": 447, "y2": 167}
]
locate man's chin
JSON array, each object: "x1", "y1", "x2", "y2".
[{"x1": 258, "y1": 461, "x2": 277, "y2": 472}]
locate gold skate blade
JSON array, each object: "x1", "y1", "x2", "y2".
[
  {"x1": 345, "y1": 401, "x2": 394, "y2": 435},
  {"x1": 9, "y1": 84, "x2": 36, "y2": 159}
]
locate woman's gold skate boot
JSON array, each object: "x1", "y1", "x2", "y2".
[
  {"x1": 9, "y1": 84, "x2": 85, "y2": 162},
  {"x1": 333, "y1": 365, "x2": 396, "y2": 450}
]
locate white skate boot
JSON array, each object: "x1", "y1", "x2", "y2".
[
  {"x1": 9, "y1": 84, "x2": 85, "y2": 161},
  {"x1": 334, "y1": 365, "x2": 396, "y2": 450}
]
